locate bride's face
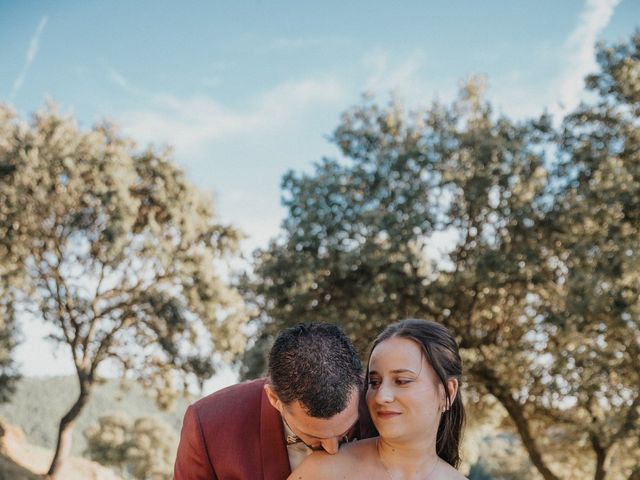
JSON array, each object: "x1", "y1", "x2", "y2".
[{"x1": 366, "y1": 336, "x2": 446, "y2": 441}]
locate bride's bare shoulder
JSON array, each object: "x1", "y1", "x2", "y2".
[
  {"x1": 287, "y1": 451, "x2": 350, "y2": 480},
  {"x1": 342, "y1": 437, "x2": 378, "y2": 456},
  {"x1": 287, "y1": 439, "x2": 378, "y2": 480},
  {"x1": 434, "y1": 461, "x2": 468, "y2": 480}
]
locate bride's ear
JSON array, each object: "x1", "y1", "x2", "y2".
[{"x1": 444, "y1": 378, "x2": 459, "y2": 410}]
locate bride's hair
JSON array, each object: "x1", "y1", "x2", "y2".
[{"x1": 367, "y1": 319, "x2": 465, "y2": 468}]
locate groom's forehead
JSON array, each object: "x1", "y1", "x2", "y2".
[
  {"x1": 296, "y1": 416, "x2": 359, "y2": 441},
  {"x1": 287, "y1": 392, "x2": 360, "y2": 437}
]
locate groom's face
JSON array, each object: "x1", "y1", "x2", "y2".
[{"x1": 265, "y1": 385, "x2": 360, "y2": 454}]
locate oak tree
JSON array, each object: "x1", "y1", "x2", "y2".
[
  {"x1": 0, "y1": 104, "x2": 246, "y2": 478},
  {"x1": 245, "y1": 34, "x2": 640, "y2": 480}
]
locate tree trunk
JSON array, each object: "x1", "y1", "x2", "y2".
[
  {"x1": 494, "y1": 391, "x2": 561, "y2": 480},
  {"x1": 474, "y1": 365, "x2": 561, "y2": 480},
  {"x1": 590, "y1": 433, "x2": 607, "y2": 480},
  {"x1": 46, "y1": 377, "x2": 92, "y2": 479}
]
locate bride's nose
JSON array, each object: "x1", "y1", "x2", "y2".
[{"x1": 375, "y1": 381, "x2": 394, "y2": 403}]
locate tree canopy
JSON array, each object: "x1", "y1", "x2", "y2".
[
  {"x1": 244, "y1": 33, "x2": 640, "y2": 480},
  {"x1": 0, "y1": 107, "x2": 22, "y2": 404},
  {"x1": 0, "y1": 103, "x2": 246, "y2": 477}
]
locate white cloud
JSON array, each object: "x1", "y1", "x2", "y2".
[
  {"x1": 359, "y1": 1, "x2": 619, "y2": 122},
  {"x1": 364, "y1": 50, "x2": 423, "y2": 97},
  {"x1": 361, "y1": 49, "x2": 457, "y2": 108},
  {"x1": 10, "y1": 15, "x2": 48, "y2": 102},
  {"x1": 109, "y1": 69, "x2": 132, "y2": 90},
  {"x1": 119, "y1": 77, "x2": 347, "y2": 155},
  {"x1": 110, "y1": 75, "x2": 347, "y2": 256},
  {"x1": 489, "y1": 0, "x2": 620, "y2": 120},
  {"x1": 364, "y1": 50, "x2": 423, "y2": 90},
  {"x1": 227, "y1": 207, "x2": 285, "y2": 255},
  {"x1": 26, "y1": 17, "x2": 47, "y2": 63},
  {"x1": 552, "y1": 0, "x2": 621, "y2": 117},
  {"x1": 107, "y1": 67, "x2": 153, "y2": 98},
  {"x1": 489, "y1": 69, "x2": 554, "y2": 119}
]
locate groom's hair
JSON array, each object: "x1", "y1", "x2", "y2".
[{"x1": 268, "y1": 322, "x2": 362, "y2": 418}]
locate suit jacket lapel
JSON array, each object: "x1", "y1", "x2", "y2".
[{"x1": 260, "y1": 386, "x2": 291, "y2": 479}]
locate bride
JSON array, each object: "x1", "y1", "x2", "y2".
[{"x1": 289, "y1": 319, "x2": 467, "y2": 479}]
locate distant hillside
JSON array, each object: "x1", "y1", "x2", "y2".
[
  {"x1": 0, "y1": 376, "x2": 193, "y2": 456},
  {"x1": 0, "y1": 417, "x2": 122, "y2": 480},
  {"x1": 1, "y1": 377, "x2": 535, "y2": 479}
]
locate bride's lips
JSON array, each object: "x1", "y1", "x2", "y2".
[{"x1": 375, "y1": 410, "x2": 401, "y2": 419}]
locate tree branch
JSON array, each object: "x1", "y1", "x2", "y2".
[{"x1": 472, "y1": 363, "x2": 561, "y2": 480}]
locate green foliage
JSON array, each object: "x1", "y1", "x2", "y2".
[
  {"x1": 0, "y1": 103, "x2": 247, "y2": 475},
  {"x1": 538, "y1": 30, "x2": 640, "y2": 480},
  {"x1": 0, "y1": 103, "x2": 246, "y2": 395},
  {"x1": 245, "y1": 34, "x2": 640, "y2": 480},
  {"x1": 84, "y1": 413, "x2": 177, "y2": 480},
  {"x1": 0, "y1": 110, "x2": 21, "y2": 404},
  {"x1": 84, "y1": 413, "x2": 131, "y2": 468},
  {"x1": 0, "y1": 106, "x2": 248, "y2": 392},
  {"x1": 0, "y1": 376, "x2": 189, "y2": 455},
  {"x1": 0, "y1": 308, "x2": 19, "y2": 404}
]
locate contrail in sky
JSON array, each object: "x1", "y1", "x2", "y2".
[
  {"x1": 10, "y1": 15, "x2": 48, "y2": 102},
  {"x1": 552, "y1": 0, "x2": 620, "y2": 116}
]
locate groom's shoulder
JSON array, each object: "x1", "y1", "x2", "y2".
[{"x1": 177, "y1": 378, "x2": 271, "y2": 462}]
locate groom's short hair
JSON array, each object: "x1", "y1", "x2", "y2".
[{"x1": 268, "y1": 323, "x2": 362, "y2": 418}]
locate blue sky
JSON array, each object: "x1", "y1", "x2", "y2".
[{"x1": 2, "y1": 0, "x2": 637, "y2": 382}]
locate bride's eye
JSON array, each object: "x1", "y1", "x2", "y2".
[
  {"x1": 367, "y1": 378, "x2": 381, "y2": 388},
  {"x1": 395, "y1": 378, "x2": 413, "y2": 385}
]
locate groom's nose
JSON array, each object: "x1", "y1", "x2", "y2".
[{"x1": 319, "y1": 437, "x2": 340, "y2": 454}]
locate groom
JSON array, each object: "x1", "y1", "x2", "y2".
[{"x1": 173, "y1": 323, "x2": 374, "y2": 479}]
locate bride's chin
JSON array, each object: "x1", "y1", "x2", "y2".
[{"x1": 373, "y1": 425, "x2": 403, "y2": 439}]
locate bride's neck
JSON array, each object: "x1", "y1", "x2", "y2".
[{"x1": 377, "y1": 436, "x2": 440, "y2": 478}]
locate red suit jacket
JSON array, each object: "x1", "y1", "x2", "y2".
[{"x1": 173, "y1": 377, "x2": 374, "y2": 480}]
